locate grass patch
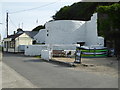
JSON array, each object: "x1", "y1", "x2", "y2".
[
  {"x1": 35, "y1": 55, "x2": 41, "y2": 58},
  {"x1": 0, "y1": 46, "x2": 2, "y2": 51}
]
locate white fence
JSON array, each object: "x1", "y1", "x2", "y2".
[{"x1": 25, "y1": 44, "x2": 77, "y2": 56}]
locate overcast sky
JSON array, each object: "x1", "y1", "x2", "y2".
[{"x1": 0, "y1": 0, "x2": 81, "y2": 39}]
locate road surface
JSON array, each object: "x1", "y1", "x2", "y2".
[{"x1": 2, "y1": 53, "x2": 118, "y2": 88}]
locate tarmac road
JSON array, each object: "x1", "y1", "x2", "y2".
[{"x1": 2, "y1": 53, "x2": 118, "y2": 88}]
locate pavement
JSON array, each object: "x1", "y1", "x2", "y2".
[
  {"x1": 2, "y1": 63, "x2": 37, "y2": 88},
  {"x1": 1, "y1": 52, "x2": 37, "y2": 88},
  {"x1": 52, "y1": 57, "x2": 118, "y2": 77},
  {"x1": 2, "y1": 53, "x2": 118, "y2": 88}
]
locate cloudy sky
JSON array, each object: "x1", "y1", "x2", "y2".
[{"x1": 0, "y1": 0, "x2": 81, "y2": 39}]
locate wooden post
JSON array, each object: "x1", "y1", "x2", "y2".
[
  {"x1": 6, "y1": 12, "x2": 9, "y2": 52},
  {"x1": 6, "y1": 12, "x2": 8, "y2": 38}
]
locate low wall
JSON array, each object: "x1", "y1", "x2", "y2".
[
  {"x1": 25, "y1": 44, "x2": 77, "y2": 56},
  {"x1": 25, "y1": 45, "x2": 47, "y2": 56}
]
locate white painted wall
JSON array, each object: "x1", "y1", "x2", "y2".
[
  {"x1": 15, "y1": 33, "x2": 33, "y2": 52},
  {"x1": 97, "y1": 37, "x2": 104, "y2": 46},
  {"x1": 84, "y1": 13, "x2": 98, "y2": 46},
  {"x1": 25, "y1": 45, "x2": 48, "y2": 56},
  {"x1": 41, "y1": 50, "x2": 52, "y2": 61},
  {"x1": 18, "y1": 33, "x2": 33, "y2": 45},
  {"x1": 45, "y1": 20, "x2": 85, "y2": 44},
  {"x1": 25, "y1": 13, "x2": 105, "y2": 56},
  {"x1": 45, "y1": 13, "x2": 100, "y2": 46},
  {"x1": 25, "y1": 44, "x2": 77, "y2": 56},
  {"x1": 34, "y1": 29, "x2": 46, "y2": 43}
]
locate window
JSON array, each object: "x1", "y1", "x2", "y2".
[
  {"x1": 4, "y1": 41, "x2": 15, "y2": 48},
  {"x1": 10, "y1": 41, "x2": 15, "y2": 48}
]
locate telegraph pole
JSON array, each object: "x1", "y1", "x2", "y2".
[
  {"x1": 6, "y1": 12, "x2": 9, "y2": 52},
  {"x1": 6, "y1": 12, "x2": 8, "y2": 38}
]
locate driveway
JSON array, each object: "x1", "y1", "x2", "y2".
[{"x1": 2, "y1": 53, "x2": 118, "y2": 88}]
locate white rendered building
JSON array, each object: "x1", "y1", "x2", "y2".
[
  {"x1": 3, "y1": 30, "x2": 38, "y2": 53},
  {"x1": 44, "y1": 13, "x2": 103, "y2": 46},
  {"x1": 27, "y1": 13, "x2": 104, "y2": 56},
  {"x1": 34, "y1": 29, "x2": 46, "y2": 44}
]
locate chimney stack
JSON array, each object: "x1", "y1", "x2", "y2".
[{"x1": 14, "y1": 31, "x2": 16, "y2": 35}]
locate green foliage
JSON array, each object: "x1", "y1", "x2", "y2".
[
  {"x1": 97, "y1": 3, "x2": 120, "y2": 30},
  {"x1": 32, "y1": 25, "x2": 45, "y2": 31},
  {"x1": 17, "y1": 28, "x2": 23, "y2": 32},
  {"x1": 35, "y1": 55, "x2": 41, "y2": 58},
  {"x1": 53, "y1": 6, "x2": 70, "y2": 20},
  {"x1": 53, "y1": 2, "x2": 114, "y2": 21},
  {"x1": 97, "y1": 18, "x2": 111, "y2": 38},
  {"x1": 97, "y1": 3, "x2": 120, "y2": 56},
  {"x1": 0, "y1": 46, "x2": 2, "y2": 51},
  {"x1": 97, "y1": 3, "x2": 120, "y2": 38}
]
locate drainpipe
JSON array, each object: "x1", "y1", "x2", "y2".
[
  {"x1": 14, "y1": 31, "x2": 16, "y2": 53},
  {"x1": 6, "y1": 41, "x2": 8, "y2": 52}
]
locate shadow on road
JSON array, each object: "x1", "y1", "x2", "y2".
[
  {"x1": 23, "y1": 59, "x2": 44, "y2": 63},
  {"x1": 3, "y1": 52, "x2": 71, "y2": 67}
]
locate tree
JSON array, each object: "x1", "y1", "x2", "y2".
[
  {"x1": 53, "y1": 2, "x2": 114, "y2": 21},
  {"x1": 97, "y1": 3, "x2": 120, "y2": 59},
  {"x1": 17, "y1": 28, "x2": 23, "y2": 32},
  {"x1": 32, "y1": 25, "x2": 45, "y2": 31}
]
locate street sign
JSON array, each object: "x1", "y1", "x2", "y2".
[{"x1": 74, "y1": 47, "x2": 82, "y2": 64}]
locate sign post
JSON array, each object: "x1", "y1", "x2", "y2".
[
  {"x1": 74, "y1": 47, "x2": 82, "y2": 64},
  {"x1": 74, "y1": 42, "x2": 85, "y2": 64}
]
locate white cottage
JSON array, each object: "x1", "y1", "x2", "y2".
[{"x1": 3, "y1": 30, "x2": 38, "y2": 53}]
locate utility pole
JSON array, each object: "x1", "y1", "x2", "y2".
[
  {"x1": 6, "y1": 12, "x2": 9, "y2": 52},
  {"x1": 6, "y1": 12, "x2": 8, "y2": 38}
]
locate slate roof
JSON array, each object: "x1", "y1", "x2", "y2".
[
  {"x1": 24, "y1": 31, "x2": 38, "y2": 38},
  {"x1": 6, "y1": 33, "x2": 22, "y2": 40},
  {"x1": 5, "y1": 31, "x2": 38, "y2": 40}
]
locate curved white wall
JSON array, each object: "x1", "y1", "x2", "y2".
[
  {"x1": 45, "y1": 13, "x2": 99, "y2": 46},
  {"x1": 45, "y1": 20, "x2": 85, "y2": 44},
  {"x1": 34, "y1": 29, "x2": 46, "y2": 43}
]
